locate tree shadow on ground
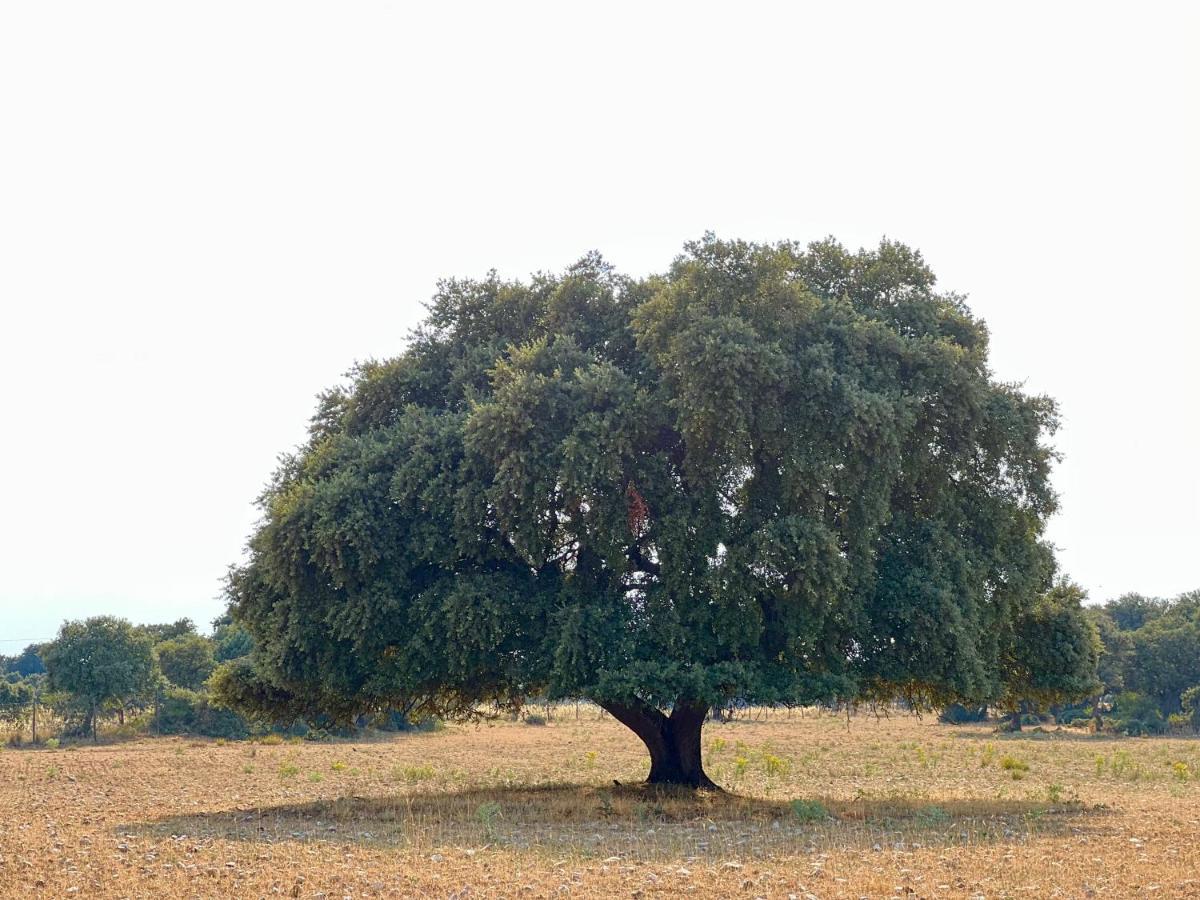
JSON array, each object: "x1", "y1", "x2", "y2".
[{"x1": 119, "y1": 782, "x2": 1114, "y2": 857}]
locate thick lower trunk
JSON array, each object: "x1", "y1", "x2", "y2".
[{"x1": 601, "y1": 699, "x2": 718, "y2": 789}]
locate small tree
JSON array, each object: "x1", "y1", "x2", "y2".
[
  {"x1": 998, "y1": 580, "x2": 1100, "y2": 729},
  {"x1": 42, "y1": 617, "x2": 157, "y2": 742},
  {"x1": 1125, "y1": 615, "x2": 1200, "y2": 713}
]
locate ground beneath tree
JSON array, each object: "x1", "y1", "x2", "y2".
[{"x1": 1, "y1": 711, "x2": 1198, "y2": 897}]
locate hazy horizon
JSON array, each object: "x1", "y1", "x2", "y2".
[{"x1": 2, "y1": 2, "x2": 1197, "y2": 646}]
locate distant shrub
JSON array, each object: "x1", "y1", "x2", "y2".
[
  {"x1": 1167, "y1": 713, "x2": 1192, "y2": 733},
  {"x1": 1110, "y1": 692, "x2": 1166, "y2": 736},
  {"x1": 523, "y1": 713, "x2": 547, "y2": 726},
  {"x1": 156, "y1": 687, "x2": 248, "y2": 739},
  {"x1": 1054, "y1": 703, "x2": 1092, "y2": 725},
  {"x1": 938, "y1": 704, "x2": 988, "y2": 724}
]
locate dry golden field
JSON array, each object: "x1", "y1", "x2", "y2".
[{"x1": 2, "y1": 710, "x2": 1198, "y2": 899}]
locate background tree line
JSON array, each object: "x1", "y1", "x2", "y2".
[
  {"x1": 940, "y1": 588, "x2": 1200, "y2": 733},
  {"x1": 0, "y1": 613, "x2": 436, "y2": 744},
  {"x1": 0, "y1": 615, "x2": 252, "y2": 743},
  {"x1": 3, "y1": 583, "x2": 1196, "y2": 746},
  {"x1": 1082, "y1": 589, "x2": 1200, "y2": 734}
]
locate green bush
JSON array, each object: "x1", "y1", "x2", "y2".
[
  {"x1": 1180, "y1": 686, "x2": 1200, "y2": 732},
  {"x1": 157, "y1": 687, "x2": 248, "y2": 739},
  {"x1": 938, "y1": 704, "x2": 988, "y2": 724},
  {"x1": 1110, "y1": 692, "x2": 1166, "y2": 735},
  {"x1": 1054, "y1": 703, "x2": 1092, "y2": 725}
]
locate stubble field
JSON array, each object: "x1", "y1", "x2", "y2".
[{"x1": 1, "y1": 710, "x2": 1198, "y2": 898}]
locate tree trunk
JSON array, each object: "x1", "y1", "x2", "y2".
[{"x1": 600, "y1": 700, "x2": 718, "y2": 789}]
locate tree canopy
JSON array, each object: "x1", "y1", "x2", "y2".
[
  {"x1": 43, "y1": 616, "x2": 157, "y2": 741},
  {"x1": 155, "y1": 634, "x2": 216, "y2": 691},
  {"x1": 218, "y1": 236, "x2": 1080, "y2": 785}
]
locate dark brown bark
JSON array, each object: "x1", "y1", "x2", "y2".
[{"x1": 601, "y1": 699, "x2": 718, "y2": 788}]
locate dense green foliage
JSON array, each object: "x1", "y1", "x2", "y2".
[
  {"x1": 214, "y1": 236, "x2": 1092, "y2": 782},
  {"x1": 0, "y1": 644, "x2": 46, "y2": 677},
  {"x1": 998, "y1": 579, "x2": 1100, "y2": 712},
  {"x1": 155, "y1": 634, "x2": 216, "y2": 691},
  {"x1": 1087, "y1": 590, "x2": 1200, "y2": 733},
  {"x1": 1, "y1": 615, "x2": 254, "y2": 743},
  {"x1": 212, "y1": 615, "x2": 254, "y2": 662}
]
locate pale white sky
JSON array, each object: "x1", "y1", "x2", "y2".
[{"x1": 1, "y1": 2, "x2": 1197, "y2": 645}]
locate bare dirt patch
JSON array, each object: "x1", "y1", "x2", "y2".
[{"x1": 2, "y1": 711, "x2": 1197, "y2": 897}]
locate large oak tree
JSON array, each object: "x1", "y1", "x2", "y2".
[{"x1": 218, "y1": 236, "x2": 1079, "y2": 786}]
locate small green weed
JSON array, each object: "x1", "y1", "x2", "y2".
[
  {"x1": 394, "y1": 764, "x2": 435, "y2": 783},
  {"x1": 476, "y1": 801, "x2": 503, "y2": 840},
  {"x1": 916, "y1": 804, "x2": 950, "y2": 825},
  {"x1": 999, "y1": 756, "x2": 1030, "y2": 780},
  {"x1": 790, "y1": 799, "x2": 829, "y2": 822},
  {"x1": 763, "y1": 753, "x2": 791, "y2": 777}
]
